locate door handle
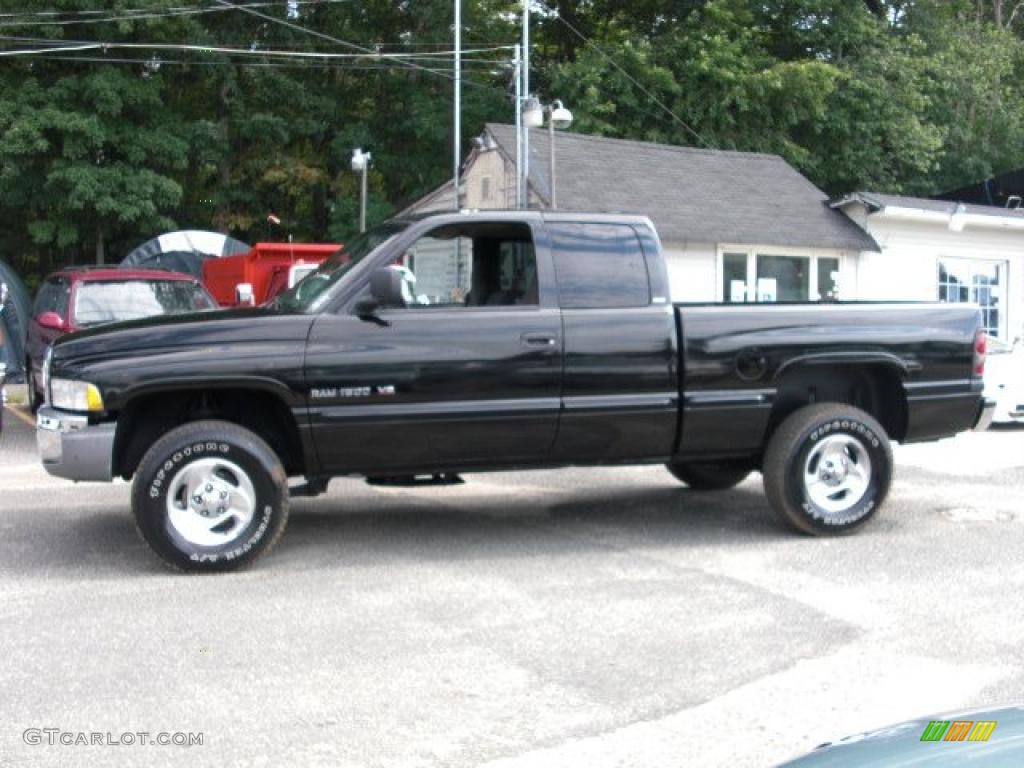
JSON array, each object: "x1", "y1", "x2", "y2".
[{"x1": 520, "y1": 332, "x2": 558, "y2": 348}]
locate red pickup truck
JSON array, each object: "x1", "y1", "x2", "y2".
[{"x1": 202, "y1": 243, "x2": 340, "y2": 307}]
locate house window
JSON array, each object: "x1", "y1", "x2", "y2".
[
  {"x1": 937, "y1": 257, "x2": 1006, "y2": 338},
  {"x1": 756, "y1": 254, "x2": 809, "y2": 301},
  {"x1": 722, "y1": 252, "x2": 748, "y2": 302},
  {"x1": 480, "y1": 175, "x2": 493, "y2": 202},
  {"x1": 818, "y1": 257, "x2": 841, "y2": 301},
  {"x1": 719, "y1": 249, "x2": 842, "y2": 303}
]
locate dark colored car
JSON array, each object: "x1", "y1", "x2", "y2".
[
  {"x1": 25, "y1": 267, "x2": 216, "y2": 410},
  {"x1": 36, "y1": 211, "x2": 992, "y2": 572}
]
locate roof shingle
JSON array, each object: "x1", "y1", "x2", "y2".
[{"x1": 485, "y1": 123, "x2": 879, "y2": 252}]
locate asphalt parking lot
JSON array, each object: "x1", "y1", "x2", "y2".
[{"x1": 1, "y1": 404, "x2": 1023, "y2": 768}]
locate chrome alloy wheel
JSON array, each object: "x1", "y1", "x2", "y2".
[
  {"x1": 166, "y1": 458, "x2": 256, "y2": 547},
  {"x1": 803, "y1": 433, "x2": 873, "y2": 516}
]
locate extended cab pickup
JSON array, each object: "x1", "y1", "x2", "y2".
[{"x1": 36, "y1": 211, "x2": 995, "y2": 571}]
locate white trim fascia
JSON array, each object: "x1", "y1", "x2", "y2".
[
  {"x1": 717, "y1": 243, "x2": 847, "y2": 259},
  {"x1": 876, "y1": 205, "x2": 1024, "y2": 231}
]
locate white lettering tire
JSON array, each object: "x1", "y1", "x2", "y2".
[
  {"x1": 132, "y1": 420, "x2": 289, "y2": 572},
  {"x1": 763, "y1": 404, "x2": 892, "y2": 535}
]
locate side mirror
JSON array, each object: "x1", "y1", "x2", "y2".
[
  {"x1": 235, "y1": 283, "x2": 255, "y2": 306},
  {"x1": 36, "y1": 311, "x2": 65, "y2": 331},
  {"x1": 368, "y1": 268, "x2": 406, "y2": 309},
  {"x1": 354, "y1": 268, "x2": 405, "y2": 321}
]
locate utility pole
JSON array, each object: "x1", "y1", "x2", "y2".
[
  {"x1": 521, "y1": 0, "x2": 530, "y2": 208},
  {"x1": 513, "y1": 43, "x2": 522, "y2": 209},
  {"x1": 549, "y1": 116, "x2": 556, "y2": 209},
  {"x1": 453, "y1": 0, "x2": 462, "y2": 210}
]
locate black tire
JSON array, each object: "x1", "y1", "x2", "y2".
[
  {"x1": 26, "y1": 361, "x2": 40, "y2": 413},
  {"x1": 666, "y1": 461, "x2": 751, "y2": 490},
  {"x1": 763, "y1": 403, "x2": 892, "y2": 536},
  {"x1": 131, "y1": 420, "x2": 289, "y2": 572}
]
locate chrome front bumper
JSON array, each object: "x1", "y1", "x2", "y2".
[
  {"x1": 36, "y1": 406, "x2": 116, "y2": 482},
  {"x1": 973, "y1": 398, "x2": 997, "y2": 431}
]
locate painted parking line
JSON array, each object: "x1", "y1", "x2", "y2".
[{"x1": 4, "y1": 404, "x2": 35, "y2": 429}]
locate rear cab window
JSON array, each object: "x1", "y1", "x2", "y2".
[{"x1": 548, "y1": 222, "x2": 651, "y2": 308}]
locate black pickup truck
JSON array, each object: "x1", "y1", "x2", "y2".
[{"x1": 36, "y1": 211, "x2": 994, "y2": 571}]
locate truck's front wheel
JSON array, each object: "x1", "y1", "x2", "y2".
[
  {"x1": 132, "y1": 420, "x2": 289, "y2": 572},
  {"x1": 763, "y1": 404, "x2": 892, "y2": 535}
]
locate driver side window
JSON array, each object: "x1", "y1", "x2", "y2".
[{"x1": 389, "y1": 222, "x2": 538, "y2": 309}]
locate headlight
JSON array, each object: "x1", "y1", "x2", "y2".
[{"x1": 49, "y1": 378, "x2": 105, "y2": 412}]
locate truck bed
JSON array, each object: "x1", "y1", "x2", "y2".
[{"x1": 674, "y1": 301, "x2": 984, "y2": 459}]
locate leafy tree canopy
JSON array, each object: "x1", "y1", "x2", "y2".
[{"x1": 1, "y1": 0, "x2": 1023, "y2": 278}]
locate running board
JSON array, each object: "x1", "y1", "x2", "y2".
[
  {"x1": 289, "y1": 477, "x2": 330, "y2": 497},
  {"x1": 366, "y1": 474, "x2": 465, "y2": 487}
]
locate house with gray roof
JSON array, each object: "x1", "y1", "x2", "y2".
[
  {"x1": 403, "y1": 126, "x2": 1023, "y2": 342},
  {"x1": 406, "y1": 124, "x2": 877, "y2": 304},
  {"x1": 831, "y1": 192, "x2": 1024, "y2": 341}
]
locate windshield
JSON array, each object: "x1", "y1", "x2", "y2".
[
  {"x1": 274, "y1": 222, "x2": 407, "y2": 312},
  {"x1": 72, "y1": 279, "x2": 216, "y2": 328}
]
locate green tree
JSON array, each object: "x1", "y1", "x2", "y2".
[{"x1": 0, "y1": 66, "x2": 189, "y2": 264}]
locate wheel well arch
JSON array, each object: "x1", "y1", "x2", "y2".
[
  {"x1": 766, "y1": 363, "x2": 907, "y2": 444},
  {"x1": 112, "y1": 387, "x2": 308, "y2": 480}
]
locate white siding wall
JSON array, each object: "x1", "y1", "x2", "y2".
[
  {"x1": 663, "y1": 242, "x2": 717, "y2": 302},
  {"x1": 856, "y1": 216, "x2": 1024, "y2": 340}
]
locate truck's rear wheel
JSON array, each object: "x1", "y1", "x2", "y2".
[
  {"x1": 763, "y1": 404, "x2": 891, "y2": 535},
  {"x1": 666, "y1": 461, "x2": 750, "y2": 490},
  {"x1": 131, "y1": 420, "x2": 289, "y2": 572}
]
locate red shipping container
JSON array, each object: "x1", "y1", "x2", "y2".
[{"x1": 202, "y1": 243, "x2": 341, "y2": 306}]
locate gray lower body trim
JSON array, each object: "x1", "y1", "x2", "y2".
[
  {"x1": 684, "y1": 389, "x2": 775, "y2": 407},
  {"x1": 311, "y1": 397, "x2": 561, "y2": 424},
  {"x1": 562, "y1": 393, "x2": 678, "y2": 411},
  {"x1": 312, "y1": 394, "x2": 681, "y2": 423}
]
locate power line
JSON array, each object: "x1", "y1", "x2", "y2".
[
  {"x1": 0, "y1": 4, "x2": 516, "y2": 97},
  {"x1": 0, "y1": 34, "x2": 512, "y2": 55},
  {"x1": 19, "y1": 53, "x2": 506, "y2": 93},
  {"x1": 0, "y1": 32, "x2": 517, "y2": 50},
  {"x1": 0, "y1": 5, "x2": 251, "y2": 28},
  {"x1": 0, "y1": 39, "x2": 513, "y2": 61},
  {"x1": 213, "y1": 0, "x2": 515, "y2": 95},
  {"x1": 24, "y1": 53, "x2": 501, "y2": 75},
  {"x1": 554, "y1": 12, "x2": 713, "y2": 150},
  {"x1": 0, "y1": 1, "x2": 338, "y2": 21},
  {"x1": 211, "y1": 0, "x2": 466, "y2": 86}
]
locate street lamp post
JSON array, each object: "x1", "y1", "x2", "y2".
[
  {"x1": 351, "y1": 148, "x2": 371, "y2": 233},
  {"x1": 523, "y1": 99, "x2": 572, "y2": 210}
]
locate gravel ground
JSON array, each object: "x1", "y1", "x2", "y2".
[{"x1": 1, "y1": 405, "x2": 1022, "y2": 767}]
